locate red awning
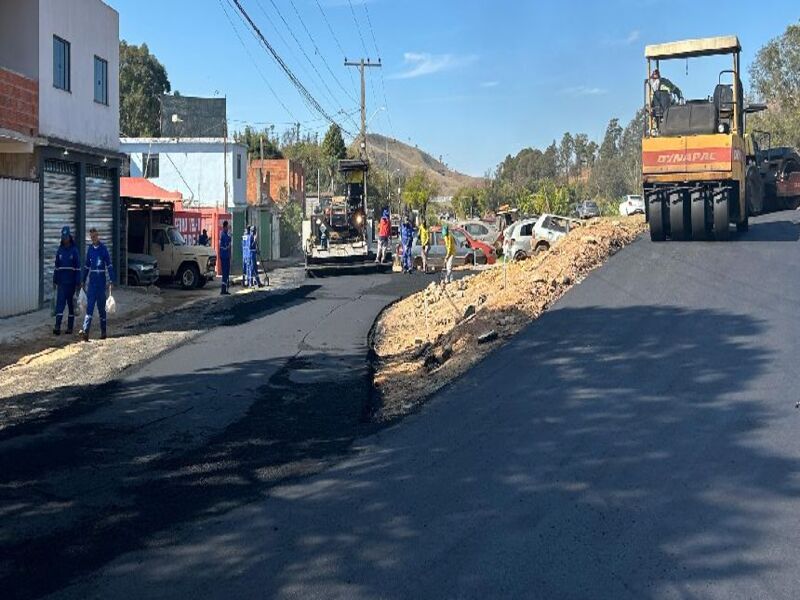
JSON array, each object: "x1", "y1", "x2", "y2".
[{"x1": 120, "y1": 177, "x2": 183, "y2": 201}]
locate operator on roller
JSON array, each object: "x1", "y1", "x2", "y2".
[
  {"x1": 79, "y1": 227, "x2": 115, "y2": 341},
  {"x1": 52, "y1": 226, "x2": 81, "y2": 335},
  {"x1": 649, "y1": 68, "x2": 683, "y2": 103}
]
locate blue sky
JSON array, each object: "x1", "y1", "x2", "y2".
[{"x1": 112, "y1": 0, "x2": 798, "y2": 176}]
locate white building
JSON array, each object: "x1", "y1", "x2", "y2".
[
  {"x1": 120, "y1": 138, "x2": 248, "y2": 209},
  {"x1": 0, "y1": 0, "x2": 121, "y2": 315}
]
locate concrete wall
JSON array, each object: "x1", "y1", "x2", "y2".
[
  {"x1": 38, "y1": 0, "x2": 119, "y2": 151},
  {"x1": 0, "y1": 0, "x2": 39, "y2": 79},
  {"x1": 122, "y1": 139, "x2": 247, "y2": 208}
]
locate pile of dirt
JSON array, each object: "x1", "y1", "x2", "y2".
[{"x1": 371, "y1": 216, "x2": 646, "y2": 421}]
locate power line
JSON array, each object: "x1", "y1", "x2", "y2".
[
  {"x1": 361, "y1": 2, "x2": 395, "y2": 136},
  {"x1": 345, "y1": 0, "x2": 381, "y2": 126},
  {"x1": 313, "y1": 0, "x2": 357, "y2": 89},
  {"x1": 287, "y1": 0, "x2": 358, "y2": 105},
  {"x1": 226, "y1": 0, "x2": 354, "y2": 137},
  {"x1": 217, "y1": 0, "x2": 298, "y2": 121},
  {"x1": 258, "y1": 0, "x2": 358, "y2": 131}
]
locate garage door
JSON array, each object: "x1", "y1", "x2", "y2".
[
  {"x1": 85, "y1": 165, "x2": 115, "y2": 278},
  {"x1": 43, "y1": 159, "x2": 78, "y2": 302}
]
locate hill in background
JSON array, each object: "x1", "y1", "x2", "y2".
[{"x1": 359, "y1": 133, "x2": 484, "y2": 196}]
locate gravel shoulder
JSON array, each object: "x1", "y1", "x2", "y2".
[{"x1": 371, "y1": 216, "x2": 647, "y2": 421}]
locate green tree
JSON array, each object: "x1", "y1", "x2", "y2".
[
  {"x1": 279, "y1": 200, "x2": 303, "y2": 257},
  {"x1": 748, "y1": 22, "x2": 800, "y2": 148},
  {"x1": 234, "y1": 126, "x2": 283, "y2": 159},
  {"x1": 322, "y1": 124, "x2": 347, "y2": 192},
  {"x1": 402, "y1": 170, "x2": 440, "y2": 217},
  {"x1": 119, "y1": 41, "x2": 171, "y2": 137}
]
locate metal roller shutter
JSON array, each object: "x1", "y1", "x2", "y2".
[
  {"x1": 43, "y1": 159, "x2": 78, "y2": 302},
  {"x1": 85, "y1": 165, "x2": 114, "y2": 276}
]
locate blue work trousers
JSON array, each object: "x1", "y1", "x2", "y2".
[
  {"x1": 54, "y1": 284, "x2": 77, "y2": 332},
  {"x1": 82, "y1": 282, "x2": 107, "y2": 334}
]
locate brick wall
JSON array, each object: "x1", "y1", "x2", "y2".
[
  {"x1": 249, "y1": 159, "x2": 305, "y2": 205},
  {"x1": 0, "y1": 68, "x2": 38, "y2": 137}
]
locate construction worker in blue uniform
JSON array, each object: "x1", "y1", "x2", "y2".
[
  {"x1": 241, "y1": 226, "x2": 251, "y2": 287},
  {"x1": 249, "y1": 226, "x2": 264, "y2": 288},
  {"x1": 52, "y1": 226, "x2": 81, "y2": 335},
  {"x1": 219, "y1": 220, "x2": 232, "y2": 295},
  {"x1": 79, "y1": 227, "x2": 115, "y2": 341},
  {"x1": 400, "y1": 214, "x2": 416, "y2": 274}
]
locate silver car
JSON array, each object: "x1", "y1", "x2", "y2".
[
  {"x1": 409, "y1": 230, "x2": 484, "y2": 270},
  {"x1": 456, "y1": 220, "x2": 499, "y2": 244}
]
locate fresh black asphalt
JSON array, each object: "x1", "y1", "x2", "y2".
[{"x1": 7, "y1": 211, "x2": 800, "y2": 599}]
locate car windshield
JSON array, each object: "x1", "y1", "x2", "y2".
[
  {"x1": 168, "y1": 228, "x2": 186, "y2": 246},
  {"x1": 629, "y1": 195, "x2": 643, "y2": 202},
  {"x1": 585, "y1": 202, "x2": 599, "y2": 209}
]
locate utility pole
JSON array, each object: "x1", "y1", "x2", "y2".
[
  {"x1": 345, "y1": 58, "x2": 381, "y2": 220},
  {"x1": 344, "y1": 58, "x2": 381, "y2": 159},
  {"x1": 223, "y1": 112, "x2": 228, "y2": 212},
  {"x1": 295, "y1": 122, "x2": 301, "y2": 144},
  {"x1": 259, "y1": 136, "x2": 265, "y2": 205}
]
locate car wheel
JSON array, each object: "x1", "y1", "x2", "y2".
[
  {"x1": 127, "y1": 270, "x2": 139, "y2": 286},
  {"x1": 514, "y1": 251, "x2": 528, "y2": 261},
  {"x1": 178, "y1": 264, "x2": 201, "y2": 289},
  {"x1": 534, "y1": 242, "x2": 549, "y2": 254}
]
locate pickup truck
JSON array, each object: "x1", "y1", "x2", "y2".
[{"x1": 151, "y1": 225, "x2": 216, "y2": 289}]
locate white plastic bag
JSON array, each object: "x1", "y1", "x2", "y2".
[
  {"x1": 105, "y1": 294, "x2": 117, "y2": 315},
  {"x1": 79, "y1": 288, "x2": 88, "y2": 311}
]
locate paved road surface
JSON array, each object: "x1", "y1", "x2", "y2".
[
  {"x1": 10, "y1": 211, "x2": 800, "y2": 599},
  {"x1": 0, "y1": 270, "x2": 441, "y2": 600}
]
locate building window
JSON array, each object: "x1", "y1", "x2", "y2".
[
  {"x1": 236, "y1": 154, "x2": 242, "y2": 179},
  {"x1": 143, "y1": 153, "x2": 159, "y2": 178},
  {"x1": 94, "y1": 56, "x2": 108, "y2": 105},
  {"x1": 53, "y1": 36, "x2": 71, "y2": 91}
]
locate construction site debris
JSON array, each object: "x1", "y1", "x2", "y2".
[{"x1": 371, "y1": 216, "x2": 646, "y2": 421}]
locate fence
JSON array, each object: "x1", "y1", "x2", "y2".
[{"x1": 0, "y1": 178, "x2": 39, "y2": 316}]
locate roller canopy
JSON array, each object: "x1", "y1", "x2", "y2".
[{"x1": 645, "y1": 36, "x2": 741, "y2": 60}]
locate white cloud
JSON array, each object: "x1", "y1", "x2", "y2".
[
  {"x1": 480, "y1": 81, "x2": 500, "y2": 88},
  {"x1": 389, "y1": 52, "x2": 477, "y2": 80},
  {"x1": 604, "y1": 30, "x2": 641, "y2": 46},
  {"x1": 561, "y1": 85, "x2": 608, "y2": 97}
]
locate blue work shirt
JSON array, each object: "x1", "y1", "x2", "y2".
[
  {"x1": 54, "y1": 240, "x2": 81, "y2": 287},
  {"x1": 83, "y1": 242, "x2": 115, "y2": 287},
  {"x1": 400, "y1": 223, "x2": 415, "y2": 246},
  {"x1": 219, "y1": 230, "x2": 232, "y2": 259}
]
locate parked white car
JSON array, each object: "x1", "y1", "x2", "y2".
[
  {"x1": 530, "y1": 214, "x2": 583, "y2": 254},
  {"x1": 502, "y1": 217, "x2": 539, "y2": 260},
  {"x1": 619, "y1": 194, "x2": 645, "y2": 216}
]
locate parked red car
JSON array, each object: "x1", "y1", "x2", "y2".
[{"x1": 450, "y1": 225, "x2": 497, "y2": 264}]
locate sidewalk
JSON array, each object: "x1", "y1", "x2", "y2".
[{"x1": 0, "y1": 262, "x2": 305, "y2": 367}]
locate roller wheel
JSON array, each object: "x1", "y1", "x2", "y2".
[
  {"x1": 669, "y1": 192, "x2": 689, "y2": 241},
  {"x1": 713, "y1": 191, "x2": 731, "y2": 241},
  {"x1": 690, "y1": 194, "x2": 709, "y2": 241},
  {"x1": 649, "y1": 196, "x2": 666, "y2": 242}
]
